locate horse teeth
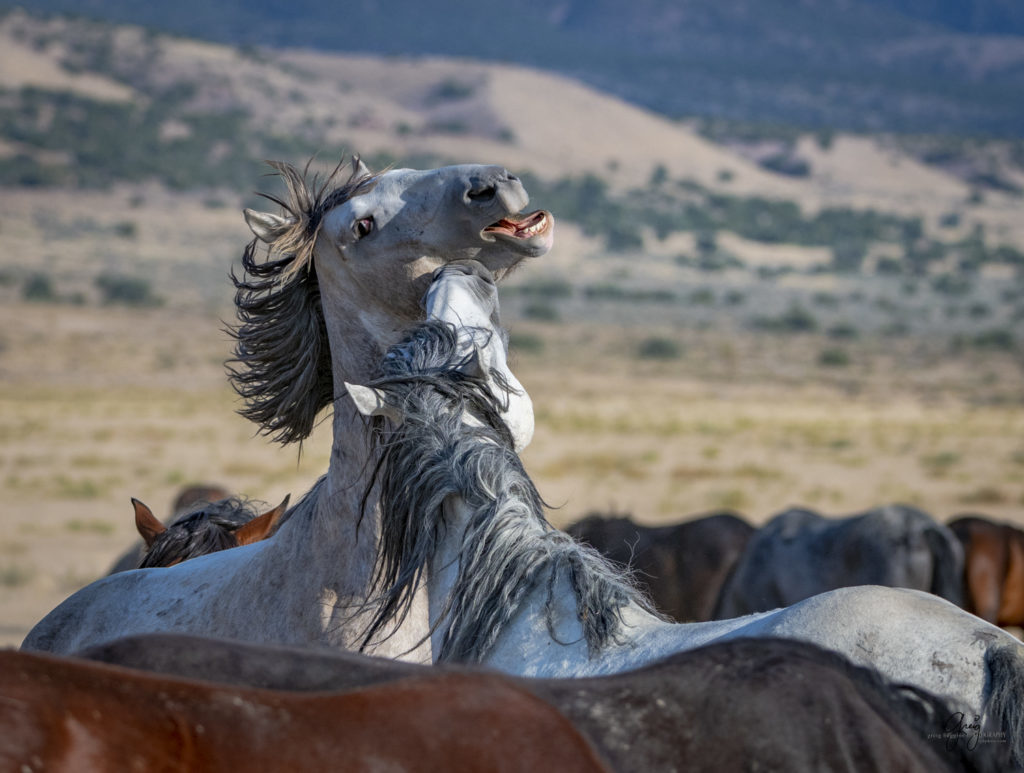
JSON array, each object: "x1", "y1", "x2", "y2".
[{"x1": 520, "y1": 218, "x2": 545, "y2": 236}]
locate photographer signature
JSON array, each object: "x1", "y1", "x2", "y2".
[{"x1": 943, "y1": 712, "x2": 982, "y2": 751}]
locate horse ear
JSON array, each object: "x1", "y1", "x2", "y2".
[
  {"x1": 352, "y1": 155, "x2": 372, "y2": 179},
  {"x1": 345, "y1": 382, "x2": 403, "y2": 425},
  {"x1": 234, "y1": 495, "x2": 290, "y2": 546},
  {"x1": 132, "y1": 498, "x2": 165, "y2": 548},
  {"x1": 244, "y1": 208, "x2": 296, "y2": 244}
]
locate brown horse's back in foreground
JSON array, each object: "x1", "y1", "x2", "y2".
[
  {"x1": 949, "y1": 515, "x2": 1024, "y2": 627},
  {"x1": 0, "y1": 650, "x2": 609, "y2": 773}
]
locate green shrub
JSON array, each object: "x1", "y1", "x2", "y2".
[
  {"x1": 22, "y1": 272, "x2": 56, "y2": 302},
  {"x1": 515, "y1": 278, "x2": 573, "y2": 299},
  {"x1": 689, "y1": 288, "x2": 715, "y2": 305},
  {"x1": 971, "y1": 329, "x2": 1015, "y2": 351},
  {"x1": 509, "y1": 332, "x2": 545, "y2": 354},
  {"x1": 827, "y1": 322, "x2": 859, "y2": 340},
  {"x1": 428, "y1": 79, "x2": 476, "y2": 103},
  {"x1": 932, "y1": 274, "x2": 972, "y2": 296},
  {"x1": 751, "y1": 304, "x2": 818, "y2": 333},
  {"x1": 521, "y1": 302, "x2": 560, "y2": 322},
  {"x1": 95, "y1": 273, "x2": 160, "y2": 306},
  {"x1": 113, "y1": 220, "x2": 137, "y2": 239},
  {"x1": 637, "y1": 337, "x2": 683, "y2": 360},
  {"x1": 818, "y1": 347, "x2": 850, "y2": 367}
]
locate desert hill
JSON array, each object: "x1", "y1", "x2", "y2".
[{"x1": 16, "y1": 0, "x2": 1024, "y2": 135}]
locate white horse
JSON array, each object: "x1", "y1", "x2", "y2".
[
  {"x1": 22, "y1": 159, "x2": 553, "y2": 658},
  {"x1": 348, "y1": 265, "x2": 1024, "y2": 764}
]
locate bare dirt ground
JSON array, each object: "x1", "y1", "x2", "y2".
[{"x1": 1, "y1": 296, "x2": 1022, "y2": 647}]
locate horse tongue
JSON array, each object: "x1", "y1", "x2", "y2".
[{"x1": 485, "y1": 211, "x2": 548, "y2": 239}]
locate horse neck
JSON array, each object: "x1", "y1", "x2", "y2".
[
  {"x1": 425, "y1": 495, "x2": 593, "y2": 663},
  {"x1": 304, "y1": 295, "x2": 432, "y2": 658}
]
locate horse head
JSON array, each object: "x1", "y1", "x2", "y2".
[
  {"x1": 131, "y1": 496, "x2": 290, "y2": 568},
  {"x1": 244, "y1": 157, "x2": 552, "y2": 328},
  {"x1": 232, "y1": 157, "x2": 551, "y2": 445}
]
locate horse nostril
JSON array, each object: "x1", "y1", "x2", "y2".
[{"x1": 467, "y1": 185, "x2": 498, "y2": 203}]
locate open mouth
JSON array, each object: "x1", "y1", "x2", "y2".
[{"x1": 482, "y1": 210, "x2": 553, "y2": 243}]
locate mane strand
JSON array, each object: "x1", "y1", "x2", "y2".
[
  {"x1": 226, "y1": 158, "x2": 375, "y2": 444},
  {"x1": 360, "y1": 321, "x2": 655, "y2": 662}
]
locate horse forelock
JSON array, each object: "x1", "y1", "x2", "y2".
[
  {"x1": 228, "y1": 158, "x2": 379, "y2": 444},
  {"x1": 360, "y1": 321, "x2": 651, "y2": 663}
]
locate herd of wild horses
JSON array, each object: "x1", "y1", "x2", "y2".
[
  {"x1": 117, "y1": 490, "x2": 1024, "y2": 631},
  {"x1": 4, "y1": 159, "x2": 1024, "y2": 772},
  {"x1": 569, "y1": 506, "x2": 1024, "y2": 628}
]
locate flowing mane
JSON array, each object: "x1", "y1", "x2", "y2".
[
  {"x1": 361, "y1": 320, "x2": 654, "y2": 663},
  {"x1": 227, "y1": 159, "x2": 376, "y2": 444}
]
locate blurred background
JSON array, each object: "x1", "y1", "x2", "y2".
[{"x1": 0, "y1": 1, "x2": 1022, "y2": 644}]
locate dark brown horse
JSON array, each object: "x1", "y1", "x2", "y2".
[
  {"x1": 77, "y1": 633, "x2": 1004, "y2": 772},
  {"x1": 566, "y1": 511, "x2": 754, "y2": 622},
  {"x1": 0, "y1": 650, "x2": 609, "y2": 773},
  {"x1": 949, "y1": 515, "x2": 1024, "y2": 627}
]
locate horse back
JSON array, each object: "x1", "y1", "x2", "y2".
[{"x1": 0, "y1": 650, "x2": 610, "y2": 773}]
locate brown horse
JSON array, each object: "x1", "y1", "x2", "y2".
[
  {"x1": 106, "y1": 493, "x2": 287, "y2": 573},
  {"x1": 566, "y1": 511, "x2": 753, "y2": 622},
  {"x1": 949, "y1": 515, "x2": 1024, "y2": 627},
  {"x1": 106, "y1": 483, "x2": 233, "y2": 573},
  {"x1": 133, "y1": 495, "x2": 289, "y2": 568},
  {"x1": 0, "y1": 650, "x2": 609, "y2": 773}
]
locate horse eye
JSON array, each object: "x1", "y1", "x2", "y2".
[{"x1": 353, "y1": 217, "x2": 374, "y2": 239}]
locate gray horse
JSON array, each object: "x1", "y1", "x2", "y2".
[
  {"x1": 22, "y1": 158, "x2": 552, "y2": 658},
  {"x1": 346, "y1": 270, "x2": 1024, "y2": 765},
  {"x1": 713, "y1": 505, "x2": 965, "y2": 619}
]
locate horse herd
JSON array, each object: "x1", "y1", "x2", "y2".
[
  {"x1": 569, "y1": 505, "x2": 1024, "y2": 629},
  {"x1": 4, "y1": 159, "x2": 1024, "y2": 772}
]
